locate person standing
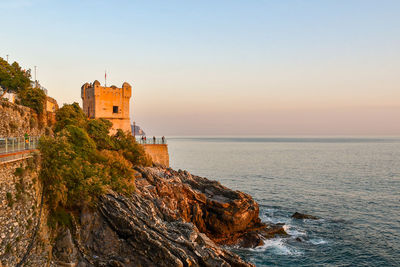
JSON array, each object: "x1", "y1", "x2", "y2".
[{"x1": 24, "y1": 133, "x2": 29, "y2": 150}]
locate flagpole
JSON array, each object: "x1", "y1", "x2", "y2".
[{"x1": 105, "y1": 70, "x2": 107, "y2": 87}]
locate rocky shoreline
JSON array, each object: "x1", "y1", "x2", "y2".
[{"x1": 52, "y1": 166, "x2": 287, "y2": 266}]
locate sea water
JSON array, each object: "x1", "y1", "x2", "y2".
[{"x1": 168, "y1": 137, "x2": 400, "y2": 267}]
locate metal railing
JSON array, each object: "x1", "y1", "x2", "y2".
[
  {"x1": 136, "y1": 137, "x2": 167, "y2": 145},
  {"x1": 0, "y1": 136, "x2": 40, "y2": 155}
]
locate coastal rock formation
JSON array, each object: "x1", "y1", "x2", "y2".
[
  {"x1": 291, "y1": 212, "x2": 319, "y2": 220},
  {"x1": 52, "y1": 167, "x2": 287, "y2": 266}
]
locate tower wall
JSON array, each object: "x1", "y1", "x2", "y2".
[{"x1": 81, "y1": 81, "x2": 132, "y2": 134}]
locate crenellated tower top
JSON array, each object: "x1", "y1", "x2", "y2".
[{"x1": 81, "y1": 80, "x2": 132, "y2": 134}]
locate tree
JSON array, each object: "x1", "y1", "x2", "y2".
[
  {"x1": 54, "y1": 102, "x2": 88, "y2": 133},
  {"x1": 18, "y1": 87, "x2": 46, "y2": 114},
  {"x1": 0, "y1": 57, "x2": 31, "y2": 97}
]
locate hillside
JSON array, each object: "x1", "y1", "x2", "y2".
[{"x1": 0, "y1": 101, "x2": 287, "y2": 266}]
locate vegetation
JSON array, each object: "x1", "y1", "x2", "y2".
[
  {"x1": 0, "y1": 57, "x2": 31, "y2": 98},
  {"x1": 39, "y1": 103, "x2": 151, "y2": 227},
  {"x1": 6, "y1": 192, "x2": 13, "y2": 207},
  {"x1": 0, "y1": 57, "x2": 47, "y2": 114},
  {"x1": 14, "y1": 167, "x2": 24, "y2": 177},
  {"x1": 17, "y1": 87, "x2": 46, "y2": 114},
  {"x1": 5, "y1": 243, "x2": 11, "y2": 254}
]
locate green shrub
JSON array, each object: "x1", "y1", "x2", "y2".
[
  {"x1": 0, "y1": 58, "x2": 31, "y2": 97},
  {"x1": 5, "y1": 243, "x2": 11, "y2": 254},
  {"x1": 14, "y1": 167, "x2": 24, "y2": 177},
  {"x1": 39, "y1": 103, "x2": 149, "y2": 227},
  {"x1": 17, "y1": 87, "x2": 46, "y2": 114},
  {"x1": 113, "y1": 130, "x2": 152, "y2": 167},
  {"x1": 87, "y1": 118, "x2": 114, "y2": 150},
  {"x1": 47, "y1": 207, "x2": 73, "y2": 229},
  {"x1": 6, "y1": 192, "x2": 13, "y2": 207},
  {"x1": 54, "y1": 102, "x2": 87, "y2": 133}
]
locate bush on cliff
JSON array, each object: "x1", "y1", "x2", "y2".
[
  {"x1": 0, "y1": 58, "x2": 47, "y2": 115},
  {"x1": 0, "y1": 57, "x2": 31, "y2": 98},
  {"x1": 17, "y1": 87, "x2": 46, "y2": 114},
  {"x1": 54, "y1": 102, "x2": 87, "y2": 132},
  {"x1": 113, "y1": 130, "x2": 153, "y2": 167},
  {"x1": 39, "y1": 103, "x2": 150, "y2": 227}
]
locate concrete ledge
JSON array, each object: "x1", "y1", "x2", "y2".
[{"x1": 0, "y1": 150, "x2": 37, "y2": 164}]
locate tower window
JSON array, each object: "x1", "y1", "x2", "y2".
[{"x1": 113, "y1": 106, "x2": 119, "y2": 113}]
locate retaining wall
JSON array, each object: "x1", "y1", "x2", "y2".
[
  {"x1": 0, "y1": 158, "x2": 51, "y2": 266},
  {"x1": 142, "y1": 144, "x2": 169, "y2": 167}
]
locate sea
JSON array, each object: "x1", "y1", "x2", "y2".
[{"x1": 168, "y1": 137, "x2": 400, "y2": 267}]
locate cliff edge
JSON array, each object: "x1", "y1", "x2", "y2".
[{"x1": 52, "y1": 166, "x2": 286, "y2": 267}]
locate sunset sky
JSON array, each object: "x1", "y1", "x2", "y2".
[{"x1": 1, "y1": 0, "x2": 399, "y2": 135}]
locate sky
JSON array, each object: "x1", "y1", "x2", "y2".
[{"x1": 1, "y1": 0, "x2": 399, "y2": 136}]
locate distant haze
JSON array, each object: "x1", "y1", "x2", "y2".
[{"x1": 1, "y1": 0, "x2": 399, "y2": 136}]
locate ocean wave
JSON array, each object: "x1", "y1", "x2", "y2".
[
  {"x1": 249, "y1": 238, "x2": 303, "y2": 256},
  {"x1": 309, "y1": 238, "x2": 328, "y2": 245},
  {"x1": 261, "y1": 213, "x2": 289, "y2": 224},
  {"x1": 283, "y1": 225, "x2": 307, "y2": 237}
]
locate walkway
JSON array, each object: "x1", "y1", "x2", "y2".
[{"x1": 0, "y1": 136, "x2": 39, "y2": 164}]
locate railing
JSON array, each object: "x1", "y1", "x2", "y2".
[
  {"x1": 136, "y1": 137, "x2": 167, "y2": 145},
  {"x1": 0, "y1": 136, "x2": 40, "y2": 155}
]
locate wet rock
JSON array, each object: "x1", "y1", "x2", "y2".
[{"x1": 291, "y1": 212, "x2": 319, "y2": 220}]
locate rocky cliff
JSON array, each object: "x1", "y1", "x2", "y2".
[
  {"x1": 1, "y1": 98, "x2": 286, "y2": 266},
  {"x1": 51, "y1": 167, "x2": 286, "y2": 267},
  {"x1": 0, "y1": 100, "x2": 53, "y2": 137}
]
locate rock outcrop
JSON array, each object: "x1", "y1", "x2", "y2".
[
  {"x1": 52, "y1": 167, "x2": 287, "y2": 267},
  {"x1": 291, "y1": 212, "x2": 319, "y2": 220}
]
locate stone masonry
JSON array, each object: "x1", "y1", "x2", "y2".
[
  {"x1": 0, "y1": 158, "x2": 51, "y2": 266},
  {"x1": 81, "y1": 80, "x2": 132, "y2": 134},
  {"x1": 0, "y1": 101, "x2": 44, "y2": 137}
]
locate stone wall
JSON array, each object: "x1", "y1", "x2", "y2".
[
  {"x1": 0, "y1": 101, "x2": 45, "y2": 137},
  {"x1": 0, "y1": 158, "x2": 51, "y2": 266},
  {"x1": 142, "y1": 144, "x2": 169, "y2": 167}
]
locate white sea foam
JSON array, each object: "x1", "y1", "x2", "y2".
[
  {"x1": 309, "y1": 238, "x2": 328, "y2": 245},
  {"x1": 283, "y1": 225, "x2": 306, "y2": 237},
  {"x1": 261, "y1": 214, "x2": 288, "y2": 224},
  {"x1": 249, "y1": 238, "x2": 303, "y2": 256}
]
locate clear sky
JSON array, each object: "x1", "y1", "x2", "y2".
[{"x1": 1, "y1": 0, "x2": 399, "y2": 136}]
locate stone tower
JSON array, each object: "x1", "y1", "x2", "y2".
[{"x1": 81, "y1": 80, "x2": 132, "y2": 134}]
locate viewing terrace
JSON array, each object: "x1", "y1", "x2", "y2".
[{"x1": 136, "y1": 137, "x2": 167, "y2": 145}]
